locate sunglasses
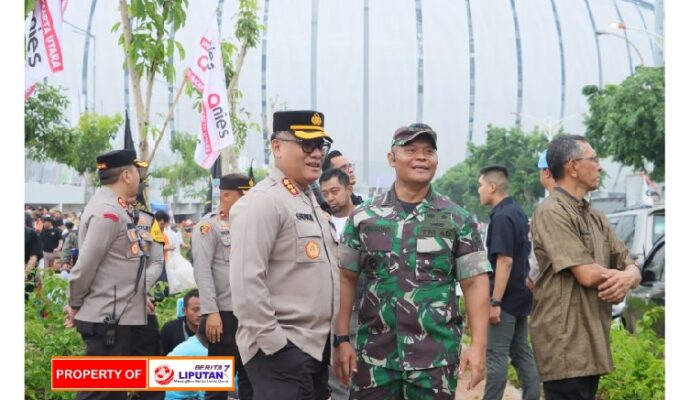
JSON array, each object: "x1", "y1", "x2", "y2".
[{"x1": 276, "y1": 137, "x2": 330, "y2": 154}]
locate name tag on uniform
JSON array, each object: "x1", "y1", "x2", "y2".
[
  {"x1": 423, "y1": 211, "x2": 451, "y2": 228},
  {"x1": 418, "y1": 227, "x2": 455, "y2": 238},
  {"x1": 360, "y1": 225, "x2": 394, "y2": 235},
  {"x1": 296, "y1": 213, "x2": 314, "y2": 222}
]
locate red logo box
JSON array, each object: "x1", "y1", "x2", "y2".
[{"x1": 52, "y1": 357, "x2": 148, "y2": 391}]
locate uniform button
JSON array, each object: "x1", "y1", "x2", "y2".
[{"x1": 368, "y1": 257, "x2": 377, "y2": 268}]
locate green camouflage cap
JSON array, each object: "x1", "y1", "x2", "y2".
[{"x1": 391, "y1": 123, "x2": 437, "y2": 149}]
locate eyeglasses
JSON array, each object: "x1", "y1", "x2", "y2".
[
  {"x1": 573, "y1": 156, "x2": 600, "y2": 164},
  {"x1": 338, "y1": 162, "x2": 355, "y2": 171},
  {"x1": 275, "y1": 137, "x2": 329, "y2": 154}
]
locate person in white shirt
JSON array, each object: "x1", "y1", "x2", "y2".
[
  {"x1": 319, "y1": 167, "x2": 358, "y2": 400},
  {"x1": 319, "y1": 168, "x2": 355, "y2": 239}
]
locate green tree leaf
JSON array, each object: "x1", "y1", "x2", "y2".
[{"x1": 583, "y1": 66, "x2": 665, "y2": 181}]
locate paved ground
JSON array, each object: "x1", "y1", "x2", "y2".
[{"x1": 455, "y1": 369, "x2": 522, "y2": 400}]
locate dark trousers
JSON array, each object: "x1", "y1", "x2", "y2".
[
  {"x1": 244, "y1": 341, "x2": 330, "y2": 400},
  {"x1": 131, "y1": 315, "x2": 164, "y2": 400},
  {"x1": 75, "y1": 317, "x2": 163, "y2": 400},
  {"x1": 75, "y1": 323, "x2": 135, "y2": 400},
  {"x1": 484, "y1": 311, "x2": 540, "y2": 400},
  {"x1": 543, "y1": 375, "x2": 600, "y2": 400},
  {"x1": 202, "y1": 312, "x2": 253, "y2": 400}
]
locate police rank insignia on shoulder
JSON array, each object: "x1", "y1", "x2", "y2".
[
  {"x1": 200, "y1": 223, "x2": 211, "y2": 235},
  {"x1": 103, "y1": 213, "x2": 119, "y2": 222},
  {"x1": 305, "y1": 240, "x2": 321, "y2": 260},
  {"x1": 117, "y1": 197, "x2": 127, "y2": 208},
  {"x1": 282, "y1": 178, "x2": 299, "y2": 196}
]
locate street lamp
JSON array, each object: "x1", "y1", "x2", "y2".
[
  {"x1": 609, "y1": 22, "x2": 664, "y2": 51},
  {"x1": 595, "y1": 30, "x2": 645, "y2": 67},
  {"x1": 64, "y1": 20, "x2": 96, "y2": 112},
  {"x1": 510, "y1": 112, "x2": 580, "y2": 140}
]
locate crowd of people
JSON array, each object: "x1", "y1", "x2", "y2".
[{"x1": 24, "y1": 109, "x2": 644, "y2": 400}]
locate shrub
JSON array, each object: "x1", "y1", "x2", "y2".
[
  {"x1": 25, "y1": 270, "x2": 83, "y2": 400},
  {"x1": 598, "y1": 307, "x2": 665, "y2": 400}
]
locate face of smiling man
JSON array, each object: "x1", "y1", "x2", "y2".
[
  {"x1": 387, "y1": 135, "x2": 438, "y2": 186},
  {"x1": 272, "y1": 131, "x2": 326, "y2": 188}
]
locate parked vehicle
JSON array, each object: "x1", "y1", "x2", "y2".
[
  {"x1": 606, "y1": 205, "x2": 665, "y2": 263},
  {"x1": 621, "y1": 235, "x2": 665, "y2": 337}
]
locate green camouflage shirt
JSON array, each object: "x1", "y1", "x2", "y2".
[{"x1": 339, "y1": 185, "x2": 491, "y2": 370}]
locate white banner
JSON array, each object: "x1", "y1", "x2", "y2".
[
  {"x1": 25, "y1": 0, "x2": 67, "y2": 100},
  {"x1": 187, "y1": 17, "x2": 235, "y2": 169}
]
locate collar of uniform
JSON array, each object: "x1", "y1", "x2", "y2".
[
  {"x1": 553, "y1": 186, "x2": 590, "y2": 211},
  {"x1": 489, "y1": 196, "x2": 514, "y2": 218},
  {"x1": 381, "y1": 184, "x2": 442, "y2": 210},
  {"x1": 98, "y1": 186, "x2": 121, "y2": 204},
  {"x1": 269, "y1": 166, "x2": 315, "y2": 204}
]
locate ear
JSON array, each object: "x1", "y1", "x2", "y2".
[
  {"x1": 347, "y1": 184, "x2": 354, "y2": 194},
  {"x1": 271, "y1": 140, "x2": 283, "y2": 159},
  {"x1": 386, "y1": 151, "x2": 396, "y2": 168}
]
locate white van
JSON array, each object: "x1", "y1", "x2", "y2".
[{"x1": 606, "y1": 205, "x2": 665, "y2": 263}]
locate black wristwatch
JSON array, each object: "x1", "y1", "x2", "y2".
[
  {"x1": 333, "y1": 334, "x2": 351, "y2": 347},
  {"x1": 490, "y1": 298, "x2": 502, "y2": 307}
]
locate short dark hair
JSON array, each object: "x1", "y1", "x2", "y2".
[
  {"x1": 183, "y1": 289, "x2": 199, "y2": 309},
  {"x1": 547, "y1": 135, "x2": 587, "y2": 181},
  {"x1": 479, "y1": 165, "x2": 509, "y2": 180},
  {"x1": 319, "y1": 168, "x2": 350, "y2": 187},
  {"x1": 479, "y1": 165, "x2": 509, "y2": 193},
  {"x1": 322, "y1": 150, "x2": 343, "y2": 172},
  {"x1": 98, "y1": 165, "x2": 131, "y2": 186},
  {"x1": 155, "y1": 210, "x2": 170, "y2": 223},
  {"x1": 65, "y1": 221, "x2": 74, "y2": 230}
]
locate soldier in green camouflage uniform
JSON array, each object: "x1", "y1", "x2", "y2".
[{"x1": 333, "y1": 124, "x2": 492, "y2": 399}]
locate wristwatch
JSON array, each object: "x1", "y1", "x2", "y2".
[
  {"x1": 333, "y1": 334, "x2": 351, "y2": 347},
  {"x1": 490, "y1": 297, "x2": 502, "y2": 307}
]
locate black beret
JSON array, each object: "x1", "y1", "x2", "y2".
[
  {"x1": 220, "y1": 173, "x2": 255, "y2": 192},
  {"x1": 273, "y1": 110, "x2": 333, "y2": 142},
  {"x1": 96, "y1": 149, "x2": 149, "y2": 171}
]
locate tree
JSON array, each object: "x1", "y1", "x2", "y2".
[
  {"x1": 25, "y1": 84, "x2": 123, "y2": 183},
  {"x1": 582, "y1": 66, "x2": 665, "y2": 181},
  {"x1": 150, "y1": 131, "x2": 210, "y2": 202},
  {"x1": 116, "y1": 0, "x2": 189, "y2": 192},
  {"x1": 434, "y1": 126, "x2": 549, "y2": 221}
]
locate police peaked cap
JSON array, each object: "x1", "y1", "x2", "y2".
[
  {"x1": 96, "y1": 149, "x2": 149, "y2": 171},
  {"x1": 273, "y1": 110, "x2": 333, "y2": 142},
  {"x1": 220, "y1": 173, "x2": 255, "y2": 192}
]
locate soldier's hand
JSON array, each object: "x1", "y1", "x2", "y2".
[
  {"x1": 63, "y1": 305, "x2": 77, "y2": 329},
  {"x1": 598, "y1": 269, "x2": 634, "y2": 304},
  {"x1": 489, "y1": 305, "x2": 501, "y2": 325},
  {"x1": 206, "y1": 313, "x2": 223, "y2": 343},
  {"x1": 459, "y1": 343, "x2": 486, "y2": 390},
  {"x1": 333, "y1": 342, "x2": 357, "y2": 387}
]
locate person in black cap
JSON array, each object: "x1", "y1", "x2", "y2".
[
  {"x1": 193, "y1": 172, "x2": 255, "y2": 400},
  {"x1": 229, "y1": 110, "x2": 338, "y2": 400},
  {"x1": 64, "y1": 149, "x2": 165, "y2": 400}
]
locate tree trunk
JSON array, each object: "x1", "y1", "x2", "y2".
[
  {"x1": 221, "y1": 43, "x2": 250, "y2": 174},
  {"x1": 118, "y1": 0, "x2": 149, "y2": 165}
]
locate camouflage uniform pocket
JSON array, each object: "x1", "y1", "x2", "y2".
[{"x1": 416, "y1": 236, "x2": 453, "y2": 281}]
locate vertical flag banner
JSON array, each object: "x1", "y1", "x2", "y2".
[
  {"x1": 186, "y1": 16, "x2": 235, "y2": 169},
  {"x1": 25, "y1": 0, "x2": 68, "y2": 100}
]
